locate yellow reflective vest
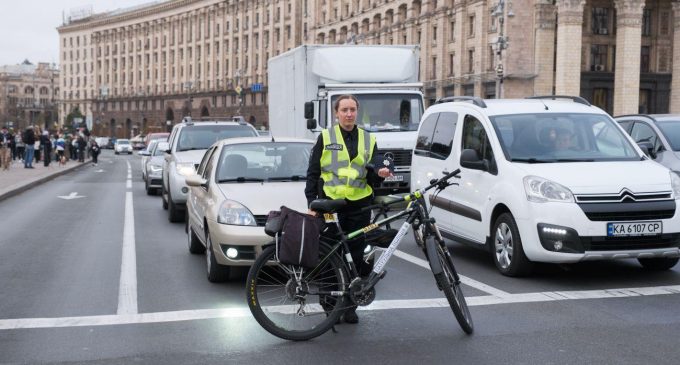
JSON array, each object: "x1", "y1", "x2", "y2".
[{"x1": 320, "y1": 125, "x2": 376, "y2": 201}]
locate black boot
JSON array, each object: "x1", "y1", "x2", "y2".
[{"x1": 342, "y1": 306, "x2": 359, "y2": 324}]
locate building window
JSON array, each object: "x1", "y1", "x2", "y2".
[
  {"x1": 468, "y1": 49, "x2": 474, "y2": 73},
  {"x1": 590, "y1": 44, "x2": 608, "y2": 71},
  {"x1": 449, "y1": 21, "x2": 455, "y2": 41},
  {"x1": 432, "y1": 26, "x2": 437, "y2": 42},
  {"x1": 591, "y1": 8, "x2": 609, "y2": 35},
  {"x1": 640, "y1": 46, "x2": 650, "y2": 73},
  {"x1": 448, "y1": 53, "x2": 454, "y2": 76},
  {"x1": 432, "y1": 57, "x2": 437, "y2": 79},
  {"x1": 642, "y1": 9, "x2": 652, "y2": 36},
  {"x1": 468, "y1": 15, "x2": 475, "y2": 36}
]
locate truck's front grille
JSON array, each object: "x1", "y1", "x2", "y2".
[{"x1": 375, "y1": 149, "x2": 412, "y2": 167}]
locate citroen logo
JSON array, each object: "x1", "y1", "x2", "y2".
[{"x1": 619, "y1": 188, "x2": 636, "y2": 202}]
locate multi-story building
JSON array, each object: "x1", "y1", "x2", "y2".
[
  {"x1": 0, "y1": 60, "x2": 59, "y2": 133},
  {"x1": 56, "y1": 0, "x2": 679, "y2": 138}
]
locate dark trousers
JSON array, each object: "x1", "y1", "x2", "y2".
[
  {"x1": 336, "y1": 206, "x2": 372, "y2": 275},
  {"x1": 92, "y1": 152, "x2": 99, "y2": 164}
]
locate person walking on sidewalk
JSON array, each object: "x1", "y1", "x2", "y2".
[
  {"x1": 56, "y1": 134, "x2": 66, "y2": 166},
  {"x1": 90, "y1": 139, "x2": 100, "y2": 166},
  {"x1": 15, "y1": 133, "x2": 24, "y2": 163},
  {"x1": 41, "y1": 131, "x2": 52, "y2": 167},
  {"x1": 23, "y1": 126, "x2": 36, "y2": 168},
  {"x1": 0, "y1": 126, "x2": 12, "y2": 170}
]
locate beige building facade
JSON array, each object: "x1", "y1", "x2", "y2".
[
  {"x1": 57, "y1": 0, "x2": 679, "y2": 138},
  {"x1": 0, "y1": 61, "x2": 60, "y2": 132}
]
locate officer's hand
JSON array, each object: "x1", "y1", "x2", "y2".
[
  {"x1": 307, "y1": 209, "x2": 318, "y2": 217},
  {"x1": 377, "y1": 167, "x2": 393, "y2": 178}
]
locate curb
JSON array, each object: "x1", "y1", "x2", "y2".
[{"x1": 0, "y1": 160, "x2": 93, "y2": 203}]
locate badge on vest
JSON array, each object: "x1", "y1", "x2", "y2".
[{"x1": 325, "y1": 143, "x2": 344, "y2": 151}]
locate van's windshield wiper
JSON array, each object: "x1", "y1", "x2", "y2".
[
  {"x1": 268, "y1": 175, "x2": 306, "y2": 181},
  {"x1": 178, "y1": 147, "x2": 206, "y2": 151},
  {"x1": 217, "y1": 177, "x2": 265, "y2": 183},
  {"x1": 554, "y1": 158, "x2": 595, "y2": 162},
  {"x1": 510, "y1": 158, "x2": 553, "y2": 163}
]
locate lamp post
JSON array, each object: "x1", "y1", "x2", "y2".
[
  {"x1": 490, "y1": 0, "x2": 514, "y2": 99},
  {"x1": 184, "y1": 81, "x2": 194, "y2": 117},
  {"x1": 234, "y1": 69, "x2": 244, "y2": 115},
  {"x1": 166, "y1": 119, "x2": 172, "y2": 132}
]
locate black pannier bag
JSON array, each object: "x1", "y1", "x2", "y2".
[{"x1": 265, "y1": 206, "x2": 323, "y2": 268}]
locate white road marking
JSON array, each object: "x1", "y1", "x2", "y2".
[
  {"x1": 393, "y1": 250, "x2": 511, "y2": 298},
  {"x1": 1, "y1": 284, "x2": 679, "y2": 330},
  {"x1": 117, "y1": 191, "x2": 138, "y2": 315},
  {"x1": 57, "y1": 192, "x2": 86, "y2": 200},
  {"x1": 126, "y1": 161, "x2": 132, "y2": 189}
]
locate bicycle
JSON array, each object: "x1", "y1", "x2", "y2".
[{"x1": 246, "y1": 169, "x2": 473, "y2": 341}]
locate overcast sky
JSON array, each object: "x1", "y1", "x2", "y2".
[{"x1": 0, "y1": 0, "x2": 152, "y2": 67}]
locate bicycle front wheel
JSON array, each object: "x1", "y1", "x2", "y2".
[
  {"x1": 246, "y1": 244, "x2": 348, "y2": 341},
  {"x1": 433, "y1": 243, "x2": 474, "y2": 334}
]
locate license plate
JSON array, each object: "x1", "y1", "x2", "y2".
[
  {"x1": 607, "y1": 221, "x2": 662, "y2": 236},
  {"x1": 384, "y1": 175, "x2": 404, "y2": 182}
]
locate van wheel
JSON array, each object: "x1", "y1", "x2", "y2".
[
  {"x1": 492, "y1": 213, "x2": 533, "y2": 277},
  {"x1": 206, "y1": 234, "x2": 230, "y2": 282},
  {"x1": 638, "y1": 257, "x2": 679, "y2": 271}
]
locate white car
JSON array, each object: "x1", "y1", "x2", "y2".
[
  {"x1": 114, "y1": 139, "x2": 132, "y2": 154},
  {"x1": 139, "y1": 139, "x2": 160, "y2": 181},
  {"x1": 411, "y1": 96, "x2": 680, "y2": 276},
  {"x1": 185, "y1": 137, "x2": 312, "y2": 282},
  {"x1": 145, "y1": 141, "x2": 169, "y2": 195}
]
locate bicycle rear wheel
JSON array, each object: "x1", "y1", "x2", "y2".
[
  {"x1": 433, "y1": 243, "x2": 474, "y2": 334},
  {"x1": 246, "y1": 244, "x2": 348, "y2": 341}
]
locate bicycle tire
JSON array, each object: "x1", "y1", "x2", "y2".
[
  {"x1": 433, "y1": 244, "x2": 474, "y2": 334},
  {"x1": 246, "y1": 244, "x2": 348, "y2": 341}
]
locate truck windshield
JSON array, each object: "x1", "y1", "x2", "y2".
[{"x1": 331, "y1": 93, "x2": 423, "y2": 132}]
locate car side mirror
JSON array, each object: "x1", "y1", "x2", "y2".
[
  {"x1": 460, "y1": 149, "x2": 489, "y2": 171},
  {"x1": 304, "y1": 101, "x2": 314, "y2": 119},
  {"x1": 637, "y1": 141, "x2": 657, "y2": 159},
  {"x1": 307, "y1": 118, "x2": 318, "y2": 130},
  {"x1": 138, "y1": 150, "x2": 150, "y2": 156},
  {"x1": 164, "y1": 149, "x2": 171, "y2": 154},
  {"x1": 185, "y1": 174, "x2": 207, "y2": 187}
]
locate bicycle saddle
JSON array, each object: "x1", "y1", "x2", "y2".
[{"x1": 310, "y1": 199, "x2": 347, "y2": 213}]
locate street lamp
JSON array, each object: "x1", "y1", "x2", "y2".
[
  {"x1": 234, "y1": 69, "x2": 244, "y2": 115},
  {"x1": 490, "y1": 0, "x2": 514, "y2": 99},
  {"x1": 166, "y1": 120, "x2": 172, "y2": 132}
]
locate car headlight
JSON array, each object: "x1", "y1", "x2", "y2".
[
  {"x1": 175, "y1": 162, "x2": 195, "y2": 176},
  {"x1": 217, "y1": 200, "x2": 257, "y2": 226},
  {"x1": 149, "y1": 165, "x2": 163, "y2": 172},
  {"x1": 523, "y1": 175, "x2": 574, "y2": 203},
  {"x1": 670, "y1": 172, "x2": 680, "y2": 200}
]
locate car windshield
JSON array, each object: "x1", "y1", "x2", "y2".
[
  {"x1": 118, "y1": 140, "x2": 130, "y2": 145},
  {"x1": 216, "y1": 142, "x2": 312, "y2": 183},
  {"x1": 330, "y1": 93, "x2": 423, "y2": 132},
  {"x1": 655, "y1": 120, "x2": 680, "y2": 151},
  {"x1": 152, "y1": 142, "x2": 169, "y2": 156},
  {"x1": 177, "y1": 125, "x2": 257, "y2": 151},
  {"x1": 489, "y1": 113, "x2": 640, "y2": 162}
]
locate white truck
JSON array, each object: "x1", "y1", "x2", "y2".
[{"x1": 267, "y1": 44, "x2": 425, "y2": 194}]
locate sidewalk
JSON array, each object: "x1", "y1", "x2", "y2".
[{"x1": 0, "y1": 158, "x2": 91, "y2": 202}]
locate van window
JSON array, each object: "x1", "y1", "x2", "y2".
[
  {"x1": 414, "y1": 113, "x2": 439, "y2": 154},
  {"x1": 462, "y1": 115, "x2": 495, "y2": 166},
  {"x1": 430, "y1": 112, "x2": 457, "y2": 159}
]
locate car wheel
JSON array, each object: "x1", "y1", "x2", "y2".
[
  {"x1": 161, "y1": 182, "x2": 168, "y2": 210},
  {"x1": 492, "y1": 212, "x2": 533, "y2": 277},
  {"x1": 638, "y1": 257, "x2": 679, "y2": 271},
  {"x1": 167, "y1": 189, "x2": 185, "y2": 223},
  {"x1": 187, "y1": 220, "x2": 205, "y2": 254},
  {"x1": 145, "y1": 179, "x2": 154, "y2": 196},
  {"x1": 115, "y1": 151, "x2": 119, "y2": 155},
  {"x1": 206, "y1": 234, "x2": 230, "y2": 282}
]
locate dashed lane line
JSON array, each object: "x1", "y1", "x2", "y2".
[
  {"x1": 117, "y1": 191, "x2": 138, "y2": 315},
  {"x1": 1, "y1": 285, "x2": 679, "y2": 330}
]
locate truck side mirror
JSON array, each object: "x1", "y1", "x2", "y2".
[
  {"x1": 460, "y1": 149, "x2": 489, "y2": 171},
  {"x1": 307, "y1": 119, "x2": 318, "y2": 130},
  {"x1": 304, "y1": 102, "x2": 314, "y2": 119}
]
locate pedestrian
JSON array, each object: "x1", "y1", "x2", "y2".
[
  {"x1": 77, "y1": 135, "x2": 85, "y2": 162},
  {"x1": 34, "y1": 127, "x2": 41, "y2": 163},
  {"x1": 90, "y1": 139, "x2": 100, "y2": 166},
  {"x1": 15, "y1": 133, "x2": 24, "y2": 163},
  {"x1": 41, "y1": 131, "x2": 52, "y2": 167},
  {"x1": 56, "y1": 134, "x2": 66, "y2": 166},
  {"x1": 8, "y1": 127, "x2": 16, "y2": 162},
  {"x1": 0, "y1": 125, "x2": 12, "y2": 170},
  {"x1": 22, "y1": 125, "x2": 36, "y2": 168},
  {"x1": 305, "y1": 94, "x2": 392, "y2": 324}
]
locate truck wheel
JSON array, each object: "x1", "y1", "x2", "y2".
[
  {"x1": 492, "y1": 213, "x2": 533, "y2": 277},
  {"x1": 638, "y1": 257, "x2": 679, "y2": 271}
]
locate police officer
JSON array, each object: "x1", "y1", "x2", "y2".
[{"x1": 305, "y1": 94, "x2": 392, "y2": 324}]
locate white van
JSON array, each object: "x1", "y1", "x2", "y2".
[{"x1": 411, "y1": 96, "x2": 680, "y2": 276}]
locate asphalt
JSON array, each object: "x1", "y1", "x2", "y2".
[{"x1": 0, "y1": 155, "x2": 92, "y2": 202}]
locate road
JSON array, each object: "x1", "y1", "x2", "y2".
[{"x1": 1, "y1": 150, "x2": 679, "y2": 364}]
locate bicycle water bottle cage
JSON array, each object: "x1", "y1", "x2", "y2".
[{"x1": 310, "y1": 199, "x2": 347, "y2": 214}]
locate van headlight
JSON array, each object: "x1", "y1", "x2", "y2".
[
  {"x1": 523, "y1": 175, "x2": 574, "y2": 203},
  {"x1": 175, "y1": 162, "x2": 195, "y2": 176},
  {"x1": 217, "y1": 200, "x2": 257, "y2": 226},
  {"x1": 671, "y1": 172, "x2": 680, "y2": 200}
]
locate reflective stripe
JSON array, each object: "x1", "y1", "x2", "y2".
[{"x1": 319, "y1": 125, "x2": 375, "y2": 200}]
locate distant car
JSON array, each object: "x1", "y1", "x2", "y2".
[
  {"x1": 140, "y1": 140, "x2": 160, "y2": 182},
  {"x1": 131, "y1": 134, "x2": 146, "y2": 150},
  {"x1": 185, "y1": 137, "x2": 313, "y2": 282},
  {"x1": 145, "y1": 132, "x2": 170, "y2": 146},
  {"x1": 615, "y1": 114, "x2": 680, "y2": 172},
  {"x1": 161, "y1": 117, "x2": 259, "y2": 222},
  {"x1": 95, "y1": 137, "x2": 110, "y2": 149},
  {"x1": 114, "y1": 139, "x2": 132, "y2": 154},
  {"x1": 105, "y1": 138, "x2": 116, "y2": 149},
  {"x1": 145, "y1": 141, "x2": 169, "y2": 195}
]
